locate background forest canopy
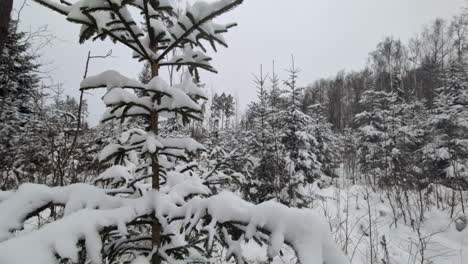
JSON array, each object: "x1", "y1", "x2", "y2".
[{"x1": 1, "y1": 0, "x2": 468, "y2": 264}]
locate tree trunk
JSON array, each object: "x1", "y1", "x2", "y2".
[
  {"x1": 150, "y1": 43, "x2": 161, "y2": 264},
  {"x1": 0, "y1": 0, "x2": 13, "y2": 52}
]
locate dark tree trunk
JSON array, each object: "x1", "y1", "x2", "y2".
[{"x1": 0, "y1": 0, "x2": 13, "y2": 52}]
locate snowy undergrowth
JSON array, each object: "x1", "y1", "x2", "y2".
[
  {"x1": 256, "y1": 182, "x2": 467, "y2": 264},
  {"x1": 320, "y1": 186, "x2": 467, "y2": 264},
  {"x1": 235, "y1": 182, "x2": 467, "y2": 264},
  {"x1": 0, "y1": 182, "x2": 349, "y2": 264}
]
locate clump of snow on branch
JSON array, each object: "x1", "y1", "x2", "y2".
[{"x1": 0, "y1": 183, "x2": 348, "y2": 264}]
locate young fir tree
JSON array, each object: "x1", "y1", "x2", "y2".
[
  {"x1": 33, "y1": 0, "x2": 242, "y2": 263},
  {"x1": 276, "y1": 58, "x2": 329, "y2": 206},
  {"x1": 245, "y1": 65, "x2": 276, "y2": 202},
  {"x1": 265, "y1": 61, "x2": 287, "y2": 197},
  {"x1": 250, "y1": 66, "x2": 269, "y2": 163},
  {"x1": 242, "y1": 58, "x2": 342, "y2": 206}
]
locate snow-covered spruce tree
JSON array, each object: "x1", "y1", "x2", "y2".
[
  {"x1": 389, "y1": 99, "x2": 426, "y2": 189},
  {"x1": 354, "y1": 90, "x2": 398, "y2": 188},
  {"x1": 354, "y1": 84, "x2": 433, "y2": 192},
  {"x1": 244, "y1": 59, "x2": 341, "y2": 206},
  {"x1": 262, "y1": 61, "x2": 287, "y2": 200},
  {"x1": 250, "y1": 65, "x2": 269, "y2": 158},
  {"x1": 422, "y1": 62, "x2": 468, "y2": 191},
  {"x1": 245, "y1": 65, "x2": 277, "y2": 202},
  {"x1": 277, "y1": 58, "x2": 323, "y2": 206},
  {"x1": 304, "y1": 103, "x2": 341, "y2": 182},
  {"x1": 0, "y1": 1, "x2": 350, "y2": 264},
  {"x1": 0, "y1": 21, "x2": 95, "y2": 188},
  {"x1": 200, "y1": 130, "x2": 255, "y2": 197},
  {"x1": 0, "y1": 20, "x2": 40, "y2": 188}
]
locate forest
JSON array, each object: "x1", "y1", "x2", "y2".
[{"x1": 0, "y1": 0, "x2": 467, "y2": 264}]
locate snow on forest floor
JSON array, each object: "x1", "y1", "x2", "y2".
[
  {"x1": 314, "y1": 185, "x2": 467, "y2": 264},
  {"x1": 236, "y1": 182, "x2": 468, "y2": 264}
]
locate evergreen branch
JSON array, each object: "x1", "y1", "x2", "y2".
[
  {"x1": 101, "y1": 113, "x2": 151, "y2": 124},
  {"x1": 155, "y1": 0, "x2": 243, "y2": 65},
  {"x1": 105, "y1": 0, "x2": 154, "y2": 62},
  {"x1": 143, "y1": 0, "x2": 156, "y2": 45},
  {"x1": 108, "y1": 102, "x2": 152, "y2": 114},
  {"x1": 159, "y1": 61, "x2": 218, "y2": 73}
]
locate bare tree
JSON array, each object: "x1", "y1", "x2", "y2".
[{"x1": 449, "y1": 14, "x2": 468, "y2": 63}]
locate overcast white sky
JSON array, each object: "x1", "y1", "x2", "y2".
[{"x1": 14, "y1": 0, "x2": 467, "y2": 125}]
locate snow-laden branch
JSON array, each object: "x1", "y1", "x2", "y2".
[
  {"x1": 80, "y1": 71, "x2": 206, "y2": 124},
  {"x1": 155, "y1": 0, "x2": 243, "y2": 65},
  {"x1": 0, "y1": 200, "x2": 148, "y2": 264},
  {"x1": 0, "y1": 182, "x2": 349, "y2": 264},
  {"x1": 0, "y1": 183, "x2": 123, "y2": 242},
  {"x1": 97, "y1": 127, "x2": 205, "y2": 163},
  {"x1": 186, "y1": 191, "x2": 350, "y2": 264},
  {"x1": 80, "y1": 70, "x2": 145, "y2": 90},
  {"x1": 33, "y1": 0, "x2": 241, "y2": 73}
]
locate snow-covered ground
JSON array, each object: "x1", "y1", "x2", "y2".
[
  {"x1": 237, "y1": 182, "x2": 468, "y2": 264},
  {"x1": 316, "y1": 185, "x2": 467, "y2": 264}
]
